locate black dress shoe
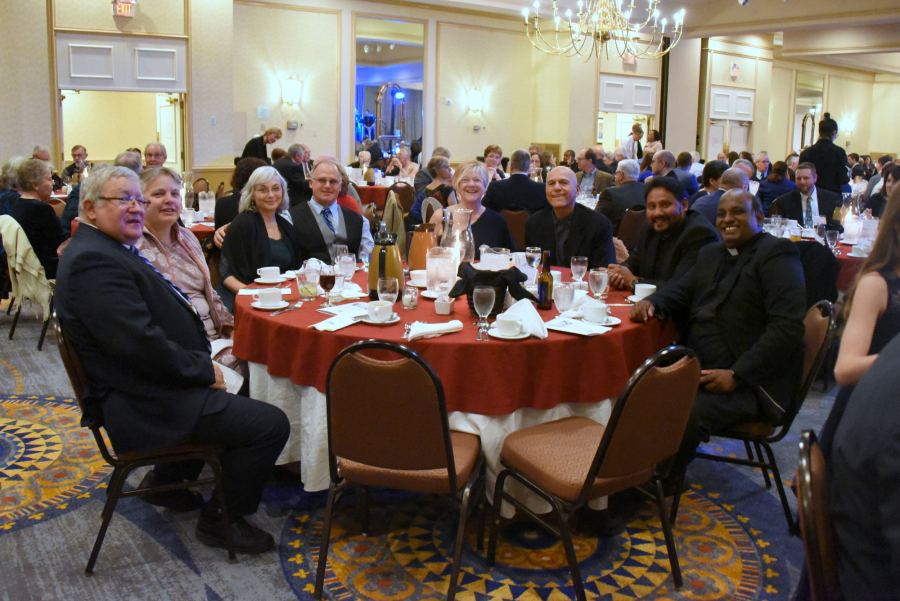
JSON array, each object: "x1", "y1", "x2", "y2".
[
  {"x1": 195, "y1": 514, "x2": 275, "y2": 554},
  {"x1": 137, "y1": 471, "x2": 204, "y2": 512}
]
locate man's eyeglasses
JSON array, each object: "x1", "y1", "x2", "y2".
[
  {"x1": 312, "y1": 178, "x2": 341, "y2": 186},
  {"x1": 99, "y1": 196, "x2": 150, "y2": 209}
]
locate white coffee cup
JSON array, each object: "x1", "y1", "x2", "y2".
[
  {"x1": 367, "y1": 300, "x2": 393, "y2": 322},
  {"x1": 582, "y1": 302, "x2": 609, "y2": 323},
  {"x1": 551, "y1": 270, "x2": 562, "y2": 283},
  {"x1": 252, "y1": 289, "x2": 282, "y2": 307},
  {"x1": 257, "y1": 266, "x2": 280, "y2": 281},
  {"x1": 634, "y1": 283, "x2": 657, "y2": 300},
  {"x1": 410, "y1": 269, "x2": 427, "y2": 286},
  {"x1": 495, "y1": 314, "x2": 524, "y2": 336}
]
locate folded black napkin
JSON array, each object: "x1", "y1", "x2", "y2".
[{"x1": 448, "y1": 263, "x2": 537, "y2": 302}]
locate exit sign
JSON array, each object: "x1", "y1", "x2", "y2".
[{"x1": 113, "y1": 1, "x2": 135, "y2": 17}]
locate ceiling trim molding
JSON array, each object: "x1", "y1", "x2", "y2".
[
  {"x1": 781, "y1": 43, "x2": 900, "y2": 57},
  {"x1": 233, "y1": 0, "x2": 341, "y2": 16},
  {"x1": 686, "y1": 8, "x2": 898, "y2": 39},
  {"x1": 52, "y1": 27, "x2": 188, "y2": 40}
]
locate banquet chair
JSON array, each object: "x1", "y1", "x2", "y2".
[
  {"x1": 797, "y1": 430, "x2": 842, "y2": 601},
  {"x1": 388, "y1": 181, "x2": 415, "y2": 215},
  {"x1": 193, "y1": 178, "x2": 210, "y2": 194},
  {"x1": 0, "y1": 215, "x2": 54, "y2": 349},
  {"x1": 422, "y1": 197, "x2": 443, "y2": 223},
  {"x1": 487, "y1": 346, "x2": 701, "y2": 600},
  {"x1": 315, "y1": 340, "x2": 486, "y2": 601},
  {"x1": 500, "y1": 207, "x2": 529, "y2": 251},
  {"x1": 52, "y1": 317, "x2": 236, "y2": 575},
  {"x1": 680, "y1": 300, "x2": 835, "y2": 532},
  {"x1": 615, "y1": 207, "x2": 646, "y2": 251}
]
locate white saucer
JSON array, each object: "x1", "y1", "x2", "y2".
[
  {"x1": 583, "y1": 316, "x2": 622, "y2": 326},
  {"x1": 254, "y1": 276, "x2": 288, "y2": 284},
  {"x1": 627, "y1": 295, "x2": 650, "y2": 303},
  {"x1": 488, "y1": 327, "x2": 529, "y2": 340},
  {"x1": 251, "y1": 300, "x2": 289, "y2": 311},
  {"x1": 406, "y1": 281, "x2": 428, "y2": 288},
  {"x1": 359, "y1": 314, "x2": 400, "y2": 325},
  {"x1": 421, "y1": 290, "x2": 445, "y2": 299},
  {"x1": 847, "y1": 252, "x2": 868, "y2": 258}
]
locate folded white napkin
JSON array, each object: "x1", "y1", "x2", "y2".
[
  {"x1": 310, "y1": 314, "x2": 360, "y2": 332},
  {"x1": 315, "y1": 281, "x2": 368, "y2": 299},
  {"x1": 501, "y1": 299, "x2": 548, "y2": 339},
  {"x1": 237, "y1": 287, "x2": 290, "y2": 296},
  {"x1": 407, "y1": 320, "x2": 463, "y2": 341}
]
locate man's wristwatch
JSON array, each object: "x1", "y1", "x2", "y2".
[{"x1": 630, "y1": 278, "x2": 640, "y2": 290}]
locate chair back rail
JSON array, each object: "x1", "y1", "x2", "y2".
[
  {"x1": 500, "y1": 208, "x2": 529, "y2": 252},
  {"x1": 798, "y1": 430, "x2": 841, "y2": 601},
  {"x1": 616, "y1": 208, "x2": 646, "y2": 251}
]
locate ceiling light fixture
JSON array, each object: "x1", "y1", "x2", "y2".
[
  {"x1": 523, "y1": 0, "x2": 685, "y2": 61},
  {"x1": 363, "y1": 44, "x2": 370, "y2": 53}
]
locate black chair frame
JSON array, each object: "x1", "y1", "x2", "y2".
[
  {"x1": 314, "y1": 339, "x2": 486, "y2": 601},
  {"x1": 52, "y1": 317, "x2": 235, "y2": 575},
  {"x1": 676, "y1": 300, "x2": 836, "y2": 533},
  {"x1": 486, "y1": 346, "x2": 699, "y2": 600}
]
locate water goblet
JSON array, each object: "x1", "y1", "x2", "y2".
[
  {"x1": 378, "y1": 277, "x2": 399, "y2": 306},
  {"x1": 472, "y1": 285, "x2": 495, "y2": 340},
  {"x1": 332, "y1": 244, "x2": 349, "y2": 265},
  {"x1": 571, "y1": 256, "x2": 588, "y2": 283},
  {"x1": 589, "y1": 268, "x2": 609, "y2": 299},
  {"x1": 338, "y1": 253, "x2": 356, "y2": 290},
  {"x1": 826, "y1": 230, "x2": 841, "y2": 255},
  {"x1": 359, "y1": 249, "x2": 371, "y2": 270},
  {"x1": 554, "y1": 283, "x2": 575, "y2": 314}
]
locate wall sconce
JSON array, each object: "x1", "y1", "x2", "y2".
[
  {"x1": 467, "y1": 87, "x2": 484, "y2": 113},
  {"x1": 281, "y1": 77, "x2": 301, "y2": 106}
]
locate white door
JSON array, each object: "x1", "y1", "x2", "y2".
[
  {"x1": 707, "y1": 122, "x2": 726, "y2": 158},
  {"x1": 157, "y1": 101, "x2": 181, "y2": 172},
  {"x1": 728, "y1": 121, "x2": 749, "y2": 154}
]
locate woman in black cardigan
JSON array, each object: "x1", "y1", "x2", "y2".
[{"x1": 216, "y1": 166, "x2": 303, "y2": 311}]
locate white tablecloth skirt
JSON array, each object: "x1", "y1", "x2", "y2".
[{"x1": 250, "y1": 362, "x2": 613, "y2": 515}]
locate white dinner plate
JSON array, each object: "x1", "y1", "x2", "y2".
[
  {"x1": 251, "y1": 300, "x2": 289, "y2": 311},
  {"x1": 421, "y1": 290, "x2": 448, "y2": 299},
  {"x1": 487, "y1": 327, "x2": 529, "y2": 340},
  {"x1": 254, "y1": 276, "x2": 288, "y2": 284},
  {"x1": 359, "y1": 314, "x2": 400, "y2": 325},
  {"x1": 847, "y1": 252, "x2": 868, "y2": 258},
  {"x1": 583, "y1": 316, "x2": 622, "y2": 326},
  {"x1": 627, "y1": 295, "x2": 646, "y2": 303},
  {"x1": 406, "y1": 281, "x2": 428, "y2": 288}
]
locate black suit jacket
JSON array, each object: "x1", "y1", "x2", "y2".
[
  {"x1": 596, "y1": 181, "x2": 645, "y2": 231},
  {"x1": 647, "y1": 233, "x2": 807, "y2": 422},
  {"x1": 273, "y1": 157, "x2": 312, "y2": 207},
  {"x1": 55, "y1": 225, "x2": 226, "y2": 453},
  {"x1": 288, "y1": 201, "x2": 365, "y2": 264},
  {"x1": 524, "y1": 204, "x2": 615, "y2": 269},
  {"x1": 482, "y1": 173, "x2": 549, "y2": 214},
  {"x1": 799, "y1": 138, "x2": 849, "y2": 193},
  {"x1": 9, "y1": 196, "x2": 68, "y2": 279},
  {"x1": 241, "y1": 136, "x2": 270, "y2": 164},
  {"x1": 771, "y1": 186, "x2": 843, "y2": 232},
  {"x1": 622, "y1": 210, "x2": 719, "y2": 288}
]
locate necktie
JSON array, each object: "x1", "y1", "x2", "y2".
[
  {"x1": 130, "y1": 246, "x2": 193, "y2": 308},
  {"x1": 321, "y1": 207, "x2": 336, "y2": 234},
  {"x1": 804, "y1": 195, "x2": 813, "y2": 228},
  {"x1": 636, "y1": 140, "x2": 643, "y2": 160}
]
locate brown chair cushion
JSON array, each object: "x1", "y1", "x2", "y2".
[
  {"x1": 500, "y1": 417, "x2": 653, "y2": 503},
  {"x1": 338, "y1": 431, "x2": 480, "y2": 494},
  {"x1": 726, "y1": 422, "x2": 777, "y2": 438}
]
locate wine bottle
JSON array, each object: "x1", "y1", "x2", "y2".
[{"x1": 536, "y1": 250, "x2": 553, "y2": 310}]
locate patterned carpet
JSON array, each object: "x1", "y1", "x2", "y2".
[{"x1": 0, "y1": 310, "x2": 826, "y2": 600}]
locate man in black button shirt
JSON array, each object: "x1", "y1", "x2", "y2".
[
  {"x1": 608, "y1": 177, "x2": 718, "y2": 293},
  {"x1": 630, "y1": 190, "x2": 806, "y2": 480},
  {"x1": 799, "y1": 113, "x2": 850, "y2": 193}
]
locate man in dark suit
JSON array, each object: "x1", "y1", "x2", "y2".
[
  {"x1": 288, "y1": 160, "x2": 374, "y2": 263},
  {"x1": 751, "y1": 151, "x2": 770, "y2": 182},
  {"x1": 596, "y1": 158, "x2": 645, "y2": 232},
  {"x1": 482, "y1": 149, "x2": 548, "y2": 214},
  {"x1": 631, "y1": 190, "x2": 806, "y2": 481},
  {"x1": 690, "y1": 167, "x2": 748, "y2": 227},
  {"x1": 608, "y1": 177, "x2": 718, "y2": 292},
  {"x1": 575, "y1": 148, "x2": 615, "y2": 197},
  {"x1": 55, "y1": 166, "x2": 289, "y2": 554},
  {"x1": 830, "y1": 332, "x2": 900, "y2": 599},
  {"x1": 771, "y1": 162, "x2": 843, "y2": 231},
  {"x1": 525, "y1": 167, "x2": 615, "y2": 269},
  {"x1": 799, "y1": 114, "x2": 850, "y2": 193},
  {"x1": 273, "y1": 144, "x2": 312, "y2": 207}
]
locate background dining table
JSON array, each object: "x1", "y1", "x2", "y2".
[
  {"x1": 232, "y1": 267, "x2": 676, "y2": 512},
  {"x1": 355, "y1": 184, "x2": 389, "y2": 208}
]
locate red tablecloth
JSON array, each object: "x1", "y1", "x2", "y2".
[
  {"x1": 189, "y1": 222, "x2": 215, "y2": 241},
  {"x1": 232, "y1": 269, "x2": 676, "y2": 416},
  {"x1": 356, "y1": 185, "x2": 389, "y2": 208},
  {"x1": 836, "y1": 243, "x2": 865, "y2": 291}
]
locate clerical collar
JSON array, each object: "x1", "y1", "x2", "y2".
[{"x1": 727, "y1": 247, "x2": 738, "y2": 256}]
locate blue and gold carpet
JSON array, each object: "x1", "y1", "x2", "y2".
[{"x1": 0, "y1": 391, "x2": 806, "y2": 600}]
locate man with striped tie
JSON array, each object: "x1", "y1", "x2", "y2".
[
  {"x1": 288, "y1": 159, "x2": 373, "y2": 264},
  {"x1": 55, "y1": 166, "x2": 289, "y2": 555}
]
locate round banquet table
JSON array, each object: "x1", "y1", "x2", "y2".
[
  {"x1": 355, "y1": 185, "x2": 389, "y2": 208},
  {"x1": 835, "y1": 243, "x2": 865, "y2": 291},
  {"x1": 188, "y1": 222, "x2": 215, "y2": 241},
  {"x1": 232, "y1": 268, "x2": 676, "y2": 512}
]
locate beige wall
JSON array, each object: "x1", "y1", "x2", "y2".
[
  {"x1": 0, "y1": 0, "x2": 53, "y2": 162},
  {"x1": 191, "y1": 0, "x2": 235, "y2": 168},
  {"x1": 767, "y1": 66, "x2": 795, "y2": 160},
  {"x1": 665, "y1": 38, "x2": 701, "y2": 153},
  {"x1": 825, "y1": 73, "x2": 874, "y2": 157},
  {"x1": 61, "y1": 91, "x2": 158, "y2": 163},
  {"x1": 435, "y1": 22, "x2": 534, "y2": 161},
  {"x1": 232, "y1": 3, "x2": 340, "y2": 163},
  {"x1": 870, "y1": 75, "x2": 900, "y2": 157},
  {"x1": 55, "y1": 0, "x2": 185, "y2": 35}
]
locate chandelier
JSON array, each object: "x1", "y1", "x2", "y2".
[{"x1": 523, "y1": 0, "x2": 686, "y2": 61}]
